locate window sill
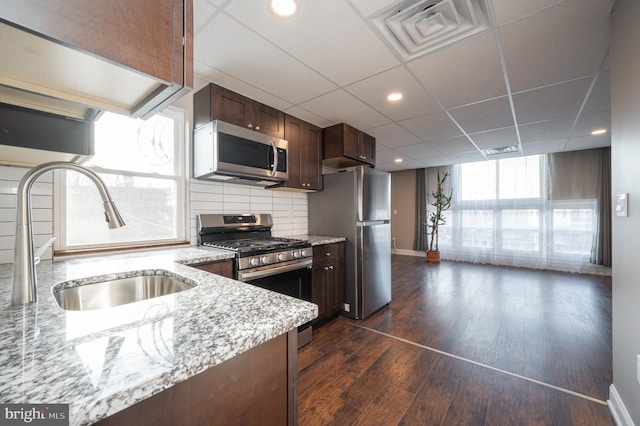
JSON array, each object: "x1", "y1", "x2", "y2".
[{"x1": 54, "y1": 241, "x2": 191, "y2": 260}]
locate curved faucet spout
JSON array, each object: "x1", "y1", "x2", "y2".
[{"x1": 11, "y1": 161, "x2": 125, "y2": 306}]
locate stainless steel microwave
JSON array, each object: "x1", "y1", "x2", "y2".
[{"x1": 193, "y1": 120, "x2": 288, "y2": 185}]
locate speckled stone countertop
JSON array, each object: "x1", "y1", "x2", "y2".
[
  {"x1": 290, "y1": 235, "x2": 346, "y2": 246},
  {"x1": 0, "y1": 246, "x2": 317, "y2": 426}
]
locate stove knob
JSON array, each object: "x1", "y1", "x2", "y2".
[
  {"x1": 292, "y1": 250, "x2": 300, "y2": 259},
  {"x1": 261, "y1": 256, "x2": 270, "y2": 265},
  {"x1": 278, "y1": 253, "x2": 287, "y2": 261},
  {"x1": 250, "y1": 258, "x2": 260, "y2": 267},
  {"x1": 301, "y1": 249, "x2": 310, "y2": 257}
]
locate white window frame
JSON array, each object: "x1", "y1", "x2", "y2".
[{"x1": 54, "y1": 107, "x2": 188, "y2": 252}]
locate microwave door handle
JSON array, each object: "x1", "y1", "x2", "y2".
[{"x1": 270, "y1": 140, "x2": 278, "y2": 176}]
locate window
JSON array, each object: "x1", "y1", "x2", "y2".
[
  {"x1": 440, "y1": 154, "x2": 597, "y2": 267},
  {"x1": 56, "y1": 109, "x2": 186, "y2": 251}
]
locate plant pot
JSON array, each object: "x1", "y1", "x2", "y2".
[{"x1": 426, "y1": 251, "x2": 441, "y2": 263}]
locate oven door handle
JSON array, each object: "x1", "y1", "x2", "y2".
[{"x1": 238, "y1": 258, "x2": 312, "y2": 281}]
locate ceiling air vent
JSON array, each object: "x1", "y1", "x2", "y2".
[
  {"x1": 483, "y1": 145, "x2": 520, "y2": 156},
  {"x1": 371, "y1": 0, "x2": 490, "y2": 60}
]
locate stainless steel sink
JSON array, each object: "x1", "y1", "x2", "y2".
[{"x1": 52, "y1": 272, "x2": 196, "y2": 311}]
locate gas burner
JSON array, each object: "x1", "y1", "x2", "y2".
[{"x1": 197, "y1": 213, "x2": 312, "y2": 268}]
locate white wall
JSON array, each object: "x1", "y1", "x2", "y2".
[
  {"x1": 0, "y1": 165, "x2": 54, "y2": 264},
  {"x1": 0, "y1": 76, "x2": 309, "y2": 265},
  {"x1": 611, "y1": 0, "x2": 640, "y2": 423},
  {"x1": 188, "y1": 180, "x2": 308, "y2": 244}
]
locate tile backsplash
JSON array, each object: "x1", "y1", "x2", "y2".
[{"x1": 0, "y1": 165, "x2": 308, "y2": 265}]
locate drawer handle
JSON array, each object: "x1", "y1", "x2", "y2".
[
  {"x1": 325, "y1": 253, "x2": 331, "y2": 256},
  {"x1": 328, "y1": 265, "x2": 334, "y2": 270}
]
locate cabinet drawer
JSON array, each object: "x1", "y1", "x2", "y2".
[
  {"x1": 190, "y1": 259, "x2": 234, "y2": 278},
  {"x1": 313, "y1": 243, "x2": 342, "y2": 266}
]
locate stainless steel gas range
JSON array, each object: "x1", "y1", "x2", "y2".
[{"x1": 197, "y1": 213, "x2": 313, "y2": 346}]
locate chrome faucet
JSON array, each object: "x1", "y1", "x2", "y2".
[{"x1": 11, "y1": 162, "x2": 125, "y2": 306}]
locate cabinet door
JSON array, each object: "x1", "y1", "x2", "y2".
[
  {"x1": 325, "y1": 262, "x2": 342, "y2": 317},
  {"x1": 210, "y1": 84, "x2": 254, "y2": 129},
  {"x1": 254, "y1": 102, "x2": 285, "y2": 139},
  {"x1": 361, "y1": 132, "x2": 376, "y2": 166},
  {"x1": 302, "y1": 123, "x2": 323, "y2": 190},
  {"x1": 283, "y1": 114, "x2": 303, "y2": 188},
  {"x1": 312, "y1": 266, "x2": 328, "y2": 324},
  {"x1": 342, "y1": 124, "x2": 362, "y2": 160}
]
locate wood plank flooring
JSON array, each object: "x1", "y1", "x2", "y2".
[{"x1": 298, "y1": 256, "x2": 613, "y2": 425}]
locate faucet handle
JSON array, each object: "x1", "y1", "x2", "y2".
[{"x1": 34, "y1": 237, "x2": 56, "y2": 265}]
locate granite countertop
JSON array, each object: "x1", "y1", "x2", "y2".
[
  {"x1": 291, "y1": 235, "x2": 346, "y2": 246},
  {"x1": 0, "y1": 247, "x2": 317, "y2": 426}
]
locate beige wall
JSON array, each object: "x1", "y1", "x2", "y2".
[
  {"x1": 391, "y1": 170, "x2": 416, "y2": 250},
  {"x1": 611, "y1": 1, "x2": 640, "y2": 422}
]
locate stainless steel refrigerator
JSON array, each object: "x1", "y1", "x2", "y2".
[{"x1": 308, "y1": 166, "x2": 392, "y2": 320}]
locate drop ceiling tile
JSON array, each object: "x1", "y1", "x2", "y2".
[
  {"x1": 223, "y1": 0, "x2": 400, "y2": 86},
  {"x1": 519, "y1": 119, "x2": 573, "y2": 143},
  {"x1": 428, "y1": 136, "x2": 481, "y2": 155},
  {"x1": 366, "y1": 123, "x2": 422, "y2": 149},
  {"x1": 376, "y1": 149, "x2": 404, "y2": 163},
  {"x1": 348, "y1": 0, "x2": 401, "y2": 18},
  {"x1": 491, "y1": 0, "x2": 565, "y2": 26},
  {"x1": 345, "y1": 67, "x2": 440, "y2": 121},
  {"x1": 468, "y1": 127, "x2": 519, "y2": 149},
  {"x1": 396, "y1": 143, "x2": 442, "y2": 159},
  {"x1": 564, "y1": 134, "x2": 610, "y2": 151},
  {"x1": 448, "y1": 96, "x2": 514, "y2": 133},
  {"x1": 583, "y1": 72, "x2": 610, "y2": 114},
  {"x1": 400, "y1": 111, "x2": 463, "y2": 142},
  {"x1": 426, "y1": 151, "x2": 485, "y2": 166},
  {"x1": 299, "y1": 90, "x2": 391, "y2": 130},
  {"x1": 283, "y1": 106, "x2": 334, "y2": 129},
  {"x1": 407, "y1": 31, "x2": 506, "y2": 108},
  {"x1": 513, "y1": 78, "x2": 590, "y2": 125},
  {"x1": 194, "y1": 61, "x2": 293, "y2": 111},
  {"x1": 500, "y1": 0, "x2": 610, "y2": 92},
  {"x1": 194, "y1": 0, "x2": 218, "y2": 34},
  {"x1": 195, "y1": 14, "x2": 337, "y2": 104},
  {"x1": 572, "y1": 110, "x2": 610, "y2": 137},
  {"x1": 521, "y1": 140, "x2": 566, "y2": 155}
]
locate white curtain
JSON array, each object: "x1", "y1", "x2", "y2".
[{"x1": 427, "y1": 149, "x2": 610, "y2": 274}]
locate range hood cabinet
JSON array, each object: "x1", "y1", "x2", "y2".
[{"x1": 0, "y1": 102, "x2": 93, "y2": 167}]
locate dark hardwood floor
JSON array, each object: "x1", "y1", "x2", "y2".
[{"x1": 298, "y1": 255, "x2": 613, "y2": 425}]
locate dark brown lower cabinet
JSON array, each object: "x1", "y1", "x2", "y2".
[
  {"x1": 311, "y1": 242, "x2": 344, "y2": 326},
  {"x1": 190, "y1": 259, "x2": 234, "y2": 278},
  {"x1": 96, "y1": 331, "x2": 297, "y2": 426}
]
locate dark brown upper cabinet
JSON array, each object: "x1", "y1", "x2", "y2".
[
  {"x1": 0, "y1": 0, "x2": 193, "y2": 120},
  {"x1": 194, "y1": 83, "x2": 285, "y2": 139},
  {"x1": 323, "y1": 123, "x2": 376, "y2": 169},
  {"x1": 270, "y1": 114, "x2": 322, "y2": 192}
]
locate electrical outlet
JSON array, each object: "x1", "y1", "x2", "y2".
[{"x1": 343, "y1": 303, "x2": 351, "y2": 312}]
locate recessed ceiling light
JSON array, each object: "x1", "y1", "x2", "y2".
[
  {"x1": 387, "y1": 92, "x2": 403, "y2": 102},
  {"x1": 394, "y1": 158, "x2": 403, "y2": 163},
  {"x1": 270, "y1": 0, "x2": 297, "y2": 17},
  {"x1": 591, "y1": 128, "x2": 608, "y2": 135}
]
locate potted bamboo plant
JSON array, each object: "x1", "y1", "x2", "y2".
[{"x1": 426, "y1": 171, "x2": 452, "y2": 263}]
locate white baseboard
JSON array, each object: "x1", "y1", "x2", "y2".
[
  {"x1": 393, "y1": 249, "x2": 424, "y2": 257},
  {"x1": 609, "y1": 384, "x2": 635, "y2": 426}
]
